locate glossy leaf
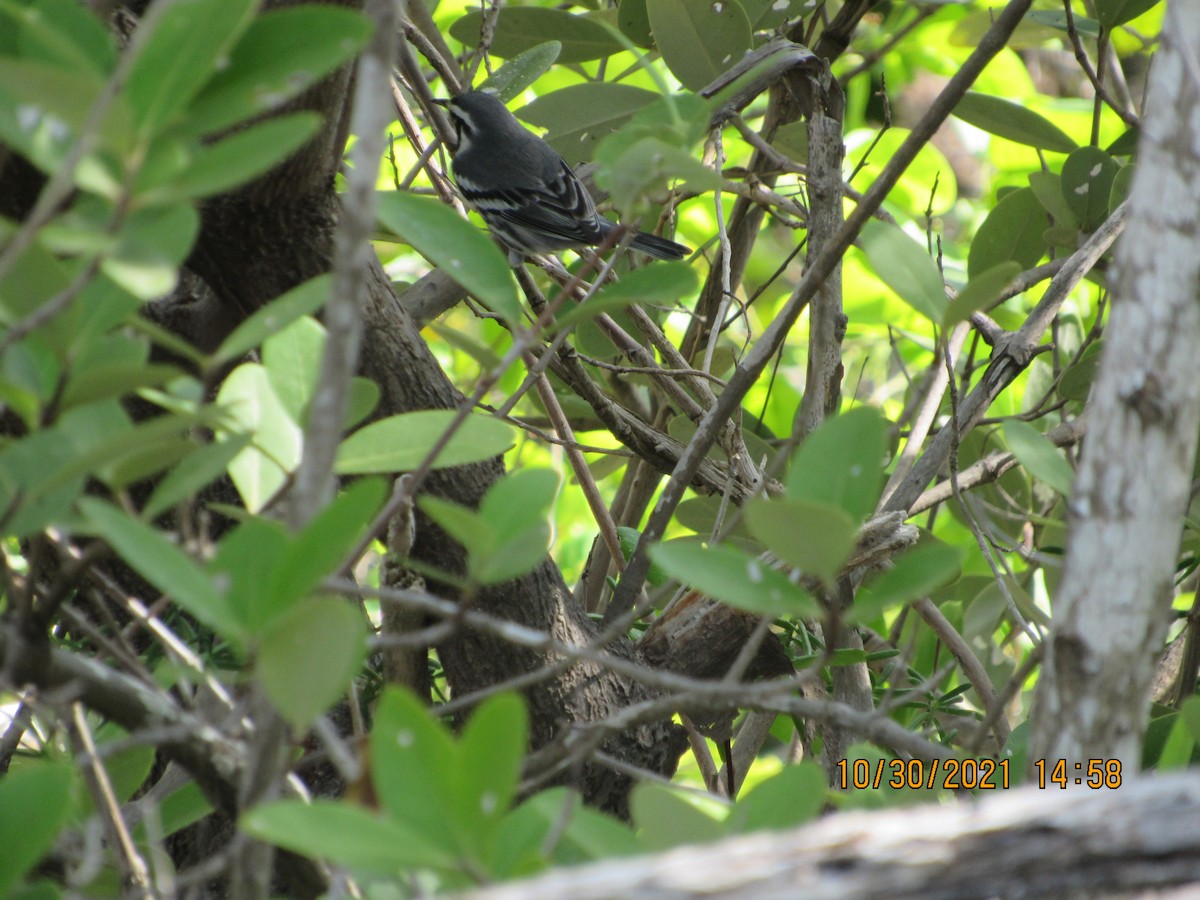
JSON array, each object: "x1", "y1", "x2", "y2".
[
  {"x1": 1003, "y1": 420, "x2": 1075, "y2": 495},
  {"x1": 652, "y1": 540, "x2": 819, "y2": 618},
  {"x1": 1094, "y1": 0, "x2": 1161, "y2": 28},
  {"x1": 258, "y1": 597, "x2": 366, "y2": 730},
  {"x1": 785, "y1": 406, "x2": 888, "y2": 522},
  {"x1": 262, "y1": 315, "x2": 324, "y2": 423},
  {"x1": 216, "y1": 363, "x2": 303, "y2": 512},
  {"x1": 519, "y1": 83, "x2": 661, "y2": 165},
  {"x1": 336, "y1": 410, "x2": 514, "y2": 474},
  {"x1": 852, "y1": 542, "x2": 964, "y2": 623},
  {"x1": 478, "y1": 42, "x2": 562, "y2": 102},
  {"x1": 209, "y1": 517, "x2": 290, "y2": 633},
  {"x1": 745, "y1": 497, "x2": 858, "y2": 584},
  {"x1": 377, "y1": 191, "x2": 521, "y2": 323},
  {"x1": 450, "y1": 8, "x2": 624, "y2": 62},
  {"x1": 1061, "y1": 146, "x2": 1120, "y2": 230},
  {"x1": 181, "y1": 6, "x2": 372, "y2": 137},
  {"x1": 123, "y1": 0, "x2": 257, "y2": 135},
  {"x1": 968, "y1": 187, "x2": 1047, "y2": 278},
  {"x1": 1, "y1": 0, "x2": 116, "y2": 75},
  {"x1": 144, "y1": 112, "x2": 322, "y2": 203},
  {"x1": 953, "y1": 92, "x2": 1077, "y2": 153},
  {"x1": 860, "y1": 220, "x2": 945, "y2": 322},
  {"x1": 271, "y1": 478, "x2": 386, "y2": 608},
  {"x1": 944, "y1": 261, "x2": 1021, "y2": 326},
  {"x1": 103, "y1": 203, "x2": 199, "y2": 299},
  {"x1": 646, "y1": 0, "x2": 753, "y2": 91},
  {"x1": 557, "y1": 263, "x2": 696, "y2": 333}
]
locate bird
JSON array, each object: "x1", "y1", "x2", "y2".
[{"x1": 441, "y1": 90, "x2": 690, "y2": 265}]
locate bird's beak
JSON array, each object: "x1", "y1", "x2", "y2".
[{"x1": 431, "y1": 98, "x2": 450, "y2": 108}]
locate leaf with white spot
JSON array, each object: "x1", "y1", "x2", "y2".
[{"x1": 646, "y1": 0, "x2": 753, "y2": 91}]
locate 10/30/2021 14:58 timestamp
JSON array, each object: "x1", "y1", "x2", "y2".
[{"x1": 835, "y1": 758, "x2": 1124, "y2": 791}]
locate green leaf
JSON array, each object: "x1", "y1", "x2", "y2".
[
  {"x1": 745, "y1": 497, "x2": 858, "y2": 584},
  {"x1": 1, "y1": 0, "x2": 117, "y2": 75},
  {"x1": 473, "y1": 525, "x2": 551, "y2": 585},
  {"x1": 0, "y1": 57, "x2": 129, "y2": 158},
  {"x1": 419, "y1": 495, "x2": 495, "y2": 555},
  {"x1": 450, "y1": 8, "x2": 624, "y2": 63},
  {"x1": 860, "y1": 221, "x2": 945, "y2": 322},
  {"x1": 183, "y1": 6, "x2": 372, "y2": 137},
  {"x1": 479, "y1": 468, "x2": 559, "y2": 536},
  {"x1": 102, "y1": 203, "x2": 199, "y2": 300},
  {"x1": 209, "y1": 517, "x2": 290, "y2": 634},
  {"x1": 216, "y1": 363, "x2": 303, "y2": 512},
  {"x1": 651, "y1": 540, "x2": 819, "y2": 618},
  {"x1": 144, "y1": 112, "x2": 322, "y2": 203},
  {"x1": 212, "y1": 276, "x2": 332, "y2": 367},
  {"x1": 377, "y1": 191, "x2": 520, "y2": 323},
  {"x1": 785, "y1": 406, "x2": 887, "y2": 522},
  {"x1": 967, "y1": 187, "x2": 1047, "y2": 278},
  {"x1": 1003, "y1": 420, "x2": 1075, "y2": 495},
  {"x1": 1094, "y1": 0, "x2": 1161, "y2": 28},
  {"x1": 852, "y1": 542, "x2": 964, "y2": 623},
  {"x1": 646, "y1": 0, "x2": 753, "y2": 91},
  {"x1": 944, "y1": 261, "x2": 1021, "y2": 326},
  {"x1": 1110, "y1": 163, "x2": 1135, "y2": 213},
  {"x1": 78, "y1": 497, "x2": 240, "y2": 639},
  {"x1": 617, "y1": 0, "x2": 653, "y2": 48},
  {"x1": 631, "y1": 783, "x2": 725, "y2": 851},
  {"x1": 1028, "y1": 171, "x2": 1080, "y2": 229},
  {"x1": 1058, "y1": 342, "x2": 1103, "y2": 403},
  {"x1": 556, "y1": 263, "x2": 697, "y2": 333},
  {"x1": 1155, "y1": 697, "x2": 1200, "y2": 769},
  {"x1": 370, "y1": 688, "x2": 462, "y2": 855},
  {"x1": 458, "y1": 694, "x2": 528, "y2": 854},
  {"x1": 257, "y1": 598, "x2": 366, "y2": 730},
  {"x1": 336, "y1": 410, "x2": 515, "y2": 474},
  {"x1": 953, "y1": 92, "x2": 1077, "y2": 153},
  {"x1": 500, "y1": 789, "x2": 639, "y2": 869},
  {"x1": 478, "y1": 42, "x2": 562, "y2": 102},
  {"x1": 262, "y1": 315, "x2": 325, "y2": 424},
  {"x1": 123, "y1": 0, "x2": 257, "y2": 135},
  {"x1": 1060, "y1": 146, "x2": 1120, "y2": 231},
  {"x1": 599, "y1": 136, "x2": 719, "y2": 215},
  {"x1": 519, "y1": 83, "x2": 660, "y2": 165},
  {"x1": 727, "y1": 762, "x2": 825, "y2": 833},
  {"x1": 271, "y1": 478, "x2": 386, "y2": 609},
  {"x1": 242, "y1": 800, "x2": 450, "y2": 874},
  {"x1": 0, "y1": 761, "x2": 76, "y2": 897},
  {"x1": 132, "y1": 781, "x2": 211, "y2": 842}
]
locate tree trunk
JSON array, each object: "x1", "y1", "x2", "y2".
[{"x1": 1029, "y1": 1, "x2": 1200, "y2": 769}]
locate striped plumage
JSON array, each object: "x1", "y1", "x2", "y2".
[{"x1": 445, "y1": 90, "x2": 689, "y2": 264}]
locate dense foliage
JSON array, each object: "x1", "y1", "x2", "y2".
[{"x1": 1, "y1": 0, "x2": 1195, "y2": 896}]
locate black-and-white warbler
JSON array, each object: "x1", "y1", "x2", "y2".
[{"x1": 442, "y1": 90, "x2": 690, "y2": 265}]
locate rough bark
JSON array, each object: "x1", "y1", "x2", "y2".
[
  {"x1": 1029, "y1": 2, "x2": 1200, "y2": 769},
  {"x1": 460, "y1": 771, "x2": 1200, "y2": 900}
]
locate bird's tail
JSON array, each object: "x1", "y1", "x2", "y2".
[
  {"x1": 598, "y1": 218, "x2": 690, "y2": 260},
  {"x1": 630, "y1": 230, "x2": 690, "y2": 260}
]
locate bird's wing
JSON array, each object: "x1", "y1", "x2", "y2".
[{"x1": 459, "y1": 158, "x2": 604, "y2": 244}]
